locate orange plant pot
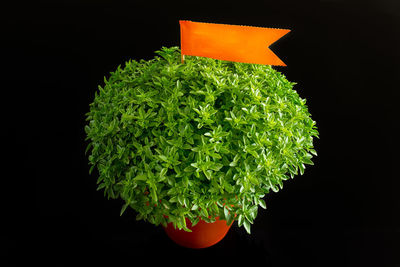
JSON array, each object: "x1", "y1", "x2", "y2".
[{"x1": 163, "y1": 217, "x2": 232, "y2": 249}]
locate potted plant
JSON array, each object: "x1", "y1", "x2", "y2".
[{"x1": 85, "y1": 46, "x2": 319, "y2": 248}]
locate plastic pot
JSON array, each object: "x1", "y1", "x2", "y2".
[{"x1": 163, "y1": 217, "x2": 232, "y2": 249}]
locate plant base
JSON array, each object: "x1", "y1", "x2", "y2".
[{"x1": 163, "y1": 217, "x2": 232, "y2": 249}]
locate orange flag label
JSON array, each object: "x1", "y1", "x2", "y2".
[{"x1": 179, "y1": 20, "x2": 290, "y2": 66}]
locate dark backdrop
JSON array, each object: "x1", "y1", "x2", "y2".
[{"x1": 4, "y1": 0, "x2": 399, "y2": 266}]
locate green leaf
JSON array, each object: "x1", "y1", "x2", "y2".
[
  {"x1": 203, "y1": 170, "x2": 212, "y2": 180},
  {"x1": 210, "y1": 163, "x2": 223, "y2": 171},
  {"x1": 247, "y1": 174, "x2": 260, "y2": 185},
  {"x1": 238, "y1": 214, "x2": 244, "y2": 227},
  {"x1": 158, "y1": 155, "x2": 168, "y2": 162},
  {"x1": 96, "y1": 183, "x2": 105, "y2": 191},
  {"x1": 160, "y1": 168, "x2": 168, "y2": 176},
  {"x1": 259, "y1": 199, "x2": 267, "y2": 209},
  {"x1": 309, "y1": 149, "x2": 318, "y2": 156},
  {"x1": 85, "y1": 143, "x2": 92, "y2": 155},
  {"x1": 243, "y1": 220, "x2": 251, "y2": 234},
  {"x1": 299, "y1": 163, "x2": 305, "y2": 175},
  {"x1": 182, "y1": 144, "x2": 192, "y2": 149},
  {"x1": 133, "y1": 174, "x2": 147, "y2": 181},
  {"x1": 184, "y1": 165, "x2": 195, "y2": 172},
  {"x1": 200, "y1": 206, "x2": 209, "y2": 217},
  {"x1": 89, "y1": 164, "x2": 96, "y2": 175},
  {"x1": 178, "y1": 195, "x2": 184, "y2": 206},
  {"x1": 302, "y1": 157, "x2": 314, "y2": 165},
  {"x1": 190, "y1": 217, "x2": 199, "y2": 227},
  {"x1": 136, "y1": 213, "x2": 144, "y2": 221},
  {"x1": 229, "y1": 155, "x2": 240, "y2": 167},
  {"x1": 224, "y1": 206, "x2": 230, "y2": 219},
  {"x1": 249, "y1": 205, "x2": 258, "y2": 220},
  {"x1": 120, "y1": 203, "x2": 129, "y2": 216},
  {"x1": 183, "y1": 198, "x2": 189, "y2": 207}
]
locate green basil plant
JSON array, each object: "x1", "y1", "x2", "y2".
[{"x1": 85, "y1": 46, "x2": 319, "y2": 233}]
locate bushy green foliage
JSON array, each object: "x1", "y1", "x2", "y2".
[{"x1": 85, "y1": 46, "x2": 319, "y2": 233}]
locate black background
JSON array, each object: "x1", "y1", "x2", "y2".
[{"x1": 4, "y1": 0, "x2": 399, "y2": 266}]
